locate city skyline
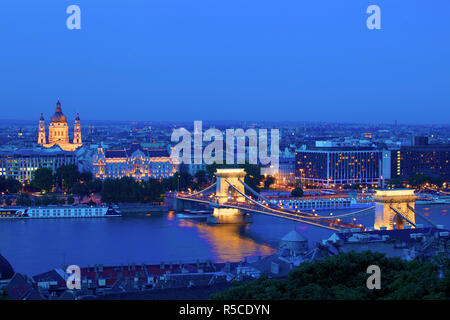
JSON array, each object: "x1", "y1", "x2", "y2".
[
  {"x1": 0, "y1": 1, "x2": 449, "y2": 124},
  {"x1": 1, "y1": 0, "x2": 450, "y2": 305}
]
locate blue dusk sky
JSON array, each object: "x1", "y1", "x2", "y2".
[{"x1": 0, "y1": 0, "x2": 449, "y2": 123}]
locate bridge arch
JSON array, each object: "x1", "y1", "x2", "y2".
[{"x1": 215, "y1": 168, "x2": 246, "y2": 204}]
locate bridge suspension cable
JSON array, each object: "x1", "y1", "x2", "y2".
[
  {"x1": 186, "y1": 182, "x2": 217, "y2": 197},
  {"x1": 238, "y1": 179, "x2": 272, "y2": 204},
  {"x1": 407, "y1": 204, "x2": 437, "y2": 228},
  {"x1": 389, "y1": 205, "x2": 417, "y2": 227},
  {"x1": 238, "y1": 178, "x2": 375, "y2": 220},
  {"x1": 311, "y1": 206, "x2": 375, "y2": 219},
  {"x1": 225, "y1": 180, "x2": 313, "y2": 218},
  {"x1": 224, "y1": 180, "x2": 357, "y2": 230}
]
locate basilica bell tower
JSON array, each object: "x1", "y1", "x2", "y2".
[
  {"x1": 73, "y1": 112, "x2": 82, "y2": 145},
  {"x1": 38, "y1": 113, "x2": 46, "y2": 145}
]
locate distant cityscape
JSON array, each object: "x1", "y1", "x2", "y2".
[
  {"x1": 0, "y1": 100, "x2": 449, "y2": 300},
  {"x1": 0, "y1": 100, "x2": 448, "y2": 189}
]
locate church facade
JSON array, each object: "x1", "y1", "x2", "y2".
[
  {"x1": 38, "y1": 100, "x2": 82, "y2": 152},
  {"x1": 93, "y1": 142, "x2": 177, "y2": 180}
]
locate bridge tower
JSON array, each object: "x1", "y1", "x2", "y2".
[
  {"x1": 208, "y1": 168, "x2": 248, "y2": 224},
  {"x1": 215, "y1": 168, "x2": 246, "y2": 204},
  {"x1": 373, "y1": 189, "x2": 418, "y2": 230}
]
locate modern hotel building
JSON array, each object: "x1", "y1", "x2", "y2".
[
  {"x1": 295, "y1": 146, "x2": 389, "y2": 187},
  {"x1": 0, "y1": 148, "x2": 76, "y2": 183}
]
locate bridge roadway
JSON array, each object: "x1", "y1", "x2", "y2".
[{"x1": 176, "y1": 193, "x2": 364, "y2": 232}]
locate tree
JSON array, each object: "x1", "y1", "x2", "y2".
[
  {"x1": 49, "y1": 195, "x2": 59, "y2": 205},
  {"x1": 171, "y1": 172, "x2": 195, "y2": 191},
  {"x1": 79, "y1": 171, "x2": 93, "y2": 183},
  {"x1": 72, "y1": 182, "x2": 89, "y2": 197},
  {"x1": 88, "y1": 179, "x2": 103, "y2": 193},
  {"x1": 4, "y1": 198, "x2": 12, "y2": 206},
  {"x1": 16, "y1": 193, "x2": 32, "y2": 206},
  {"x1": 33, "y1": 197, "x2": 42, "y2": 206},
  {"x1": 0, "y1": 177, "x2": 22, "y2": 194},
  {"x1": 211, "y1": 251, "x2": 450, "y2": 300},
  {"x1": 54, "y1": 164, "x2": 79, "y2": 191},
  {"x1": 32, "y1": 167, "x2": 54, "y2": 192},
  {"x1": 100, "y1": 178, "x2": 119, "y2": 204},
  {"x1": 100, "y1": 177, "x2": 143, "y2": 203},
  {"x1": 291, "y1": 187, "x2": 304, "y2": 197},
  {"x1": 206, "y1": 162, "x2": 221, "y2": 181},
  {"x1": 194, "y1": 170, "x2": 208, "y2": 186},
  {"x1": 264, "y1": 176, "x2": 275, "y2": 189},
  {"x1": 243, "y1": 164, "x2": 263, "y2": 192},
  {"x1": 142, "y1": 179, "x2": 165, "y2": 202},
  {"x1": 67, "y1": 195, "x2": 75, "y2": 205},
  {"x1": 41, "y1": 195, "x2": 51, "y2": 206}
]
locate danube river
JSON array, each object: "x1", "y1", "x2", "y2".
[{"x1": 1, "y1": 205, "x2": 449, "y2": 276}]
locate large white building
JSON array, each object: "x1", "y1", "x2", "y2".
[
  {"x1": 0, "y1": 147, "x2": 76, "y2": 183},
  {"x1": 296, "y1": 146, "x2": 389, "y2": 187}
]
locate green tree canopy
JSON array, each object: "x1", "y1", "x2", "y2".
[
  {"x1": 194, "y1": 170, "x2": 208, "y2": 186},
  {"x1": 291, "y1": 187, "x2": 304, "y2": 197},
  {"x1": 67, "y1": 195, "x2": 75, "y2": 205},
  {"x1": 264, "y1": 176, "x2": 275, "y2": 189},
  {"x1": 16, "y1": 193, "x2": 32, "y2": 206},
  {"x1": 54, "y1": 164, "x2": 79, "y2": 191},
  {"x1": 0, "y1": 177, "x2": 22, "y2": 194},
  {"x1": 211, "y1": 251, "x2": 450, "y2": 300},
  {"x1": 31, "y1": 167, "x2": 54, "y2": 192}
]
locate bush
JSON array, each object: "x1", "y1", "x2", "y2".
[
  {"x1": 291, "y1": 187, "x2": 304, "y2": 197},
  {"x1": 211, "y1": 251, "x2": 450, "y2": 300}
]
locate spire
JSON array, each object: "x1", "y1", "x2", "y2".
[
  {"x1": 76, "y1": 112, "x2": 80, "y2": 121},
  {"x1": 56, "y1": 100, "x2": 62, "y2": 112},
  {"x1": 40, "y1": 113, "x2": 44, "y2": 121}
]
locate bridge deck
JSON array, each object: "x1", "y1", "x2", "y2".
[{"x1": 177, "y1": 194, "x2": 363, "y2": 231}]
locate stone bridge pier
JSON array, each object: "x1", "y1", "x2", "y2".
[
  {"x1": 373, "y1": 189, "x2": 418, "y2": 230},
  {"x1": 207, "y1": 168, "x2": 248, "y2": 224}
]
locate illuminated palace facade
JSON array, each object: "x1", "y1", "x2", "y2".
[
  {"x1": 93, "y1": 142, "x2": 177, "y2": 180},
  {"x1": 38, "y1": 100, "x2": 82, "y2": 152}
]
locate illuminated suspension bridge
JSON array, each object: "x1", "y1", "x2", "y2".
[{"x1": 176, "y1": 169, "x2": 375, "y2": 231}]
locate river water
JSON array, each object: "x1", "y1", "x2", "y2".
[{"x1": 0, "y1": 205, "x2": 449, "y2": 276}]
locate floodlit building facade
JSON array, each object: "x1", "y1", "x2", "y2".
[
  {"x1": 93, "y1": 142, "x2": 177, "y2": 180},
  {"x1": 38, "y1": 100, "x2": 82, "y2": 152}
]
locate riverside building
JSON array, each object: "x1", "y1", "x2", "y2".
[
  {"x1": 391, "y1": 143, "x2": 450, "y2": 180},
  {"x1": 295, "y1": 145, "x2": 387, "y2": 187},
  {"x1": 0, "y1": 147, "x2": 76, "y2": 183},
  {"x1": 92, "y1": 142, "x2": 177, "y2": 180}
]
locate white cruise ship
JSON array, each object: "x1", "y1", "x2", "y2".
[
  {"x1": 275, "y1": 197, "x2": 373, "y2": 211},
  {"x1": 0, "y1": 205, "x2": 121, "y2": 219}
]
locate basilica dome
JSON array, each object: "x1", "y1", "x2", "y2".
[{"x1": 51, "y1": 100, "x2": 67, "y2": 123}]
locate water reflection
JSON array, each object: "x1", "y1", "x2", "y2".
[{"x1": 177, "y1": 218, "x2": 275, "y2": 262}]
